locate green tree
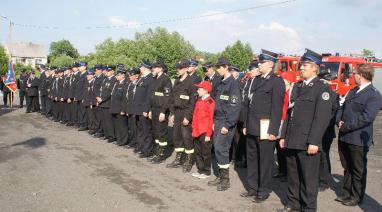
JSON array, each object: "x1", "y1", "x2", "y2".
[
  {"x1": 89, "y1": 27, "x2": 196, "y2": 78},
  {"x1": 13, "y1": 64, "x2": 36, "y2": 78},
  {"x1": 221, "y1": 40, "x2": 253, "y2": 71},
  {"x1": 50, "y1": 55, "x2": 75, "y2": 68},
  {"x1": 361, "y1": 49, "x2": 375, "y2": 58},
  {"x1": 48, "y1": 39, "x2": 79, "y2": 62},
  {"x1": 0, "y1": 44, "x2": 9, "y2": 76}
]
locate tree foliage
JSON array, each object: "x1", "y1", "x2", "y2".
[
  {"x1": 89, "y1": 27, "x2": 196, "y2": 77},
  {"x1": 221, "y1": 40, "x2": 253, "y2": 71},
  {"x1": 48, "y1": 39, "x2": 79, "y2": 63},
  {"x1": 361, "y1": 49, "x2": 375, "y2": 58},
  {"x1": 0, "y1": 44, "x2": 9, "y2": 76},
  {"x1": 50, "y1": 55, "x2": 75, "y2": 68}
]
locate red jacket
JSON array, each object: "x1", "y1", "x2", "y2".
[{"x1": 192, "y1": 95, "x2": 215, "y2": 138}]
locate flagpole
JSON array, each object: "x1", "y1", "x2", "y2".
[{"x1": 10, "y1": 90, "x2": 13, "y2": 108}]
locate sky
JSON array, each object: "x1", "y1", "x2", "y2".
[{"x1": 1, "y1": 0, "x2": 381, "y2": 57}]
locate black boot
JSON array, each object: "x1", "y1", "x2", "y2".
[
  {"x1": 166, "y1": 152, "x2": 183, "y2": 168},
  {"x1": 148, "y1": 144, "x2": 159, "y2": 161},
  {"x1": 152, "y1": 146, "x2": 166, "y2": 164},
  {"x1": 208, "y1": 170, "x2": 221, "y2": 186},
  {"x1": 182, "y1": 153, "x2": 193, "y2": 173},
  {"x1": 217, "y1": 168, "x2": 230, "y2": 191}
]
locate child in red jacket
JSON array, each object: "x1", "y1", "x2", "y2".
[{"x1": 191, "y1": 81, "x2": 215, "y2": 179}]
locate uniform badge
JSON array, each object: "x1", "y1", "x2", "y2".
[
  {"x1": 164, "y1": 87, "x2": 170, "y2": 94},
  {"x1": 220, "y1": 95, "x2": 229, "y2": 101},
  {"x1": 322, "y1": 92, "x2": 330, "y2": 101},
  {"x1": 230, "y1": 95, "x2": 238, "y2": 104},
  {"x1": 308, "y1": 83, "x2": 313, "y2": 87},
  {"x1": 180, "y1": 95, "x2": 189, "y2": 100}
]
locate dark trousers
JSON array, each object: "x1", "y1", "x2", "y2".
[
  {"x1": 194, "y1": 134, "x2": 212, "y2": 175},
  {"x1": 338, "y1": 141, "x2": 368, "y2": 202},
  {"x1": 128, "y1": 115, "x2": 138, "y2": 147},
  {"x1": 231, "y1": 122, "x2": 247, "y2": 163},
  {"x1": 112, "y1": 114, "x2": 129, "y2": 145},
  {"x1": 19, "y1": 91, "x2": 26, "y2": 106},
  {"x1": 151, "y1": 108, "x2": 168, "y2": 146},
  {"x1": 46, "y1": 98, "x2": 53, "y2": 116},
  {"x1": 173, "y1": 109, "x2": 193, "y2": 153},
  {"x1": 27, "y1": 96, "x2": 40, "y2": 112},
  {"x1": 63, "y1": 102, "x2": 70, "y2": 122},
  {"x1": 275, "y1": 139, "x2": 287, "y2": 175},
  {"x1": 212, "y1": 119, "x2": 235, "y2": 167},
  {"x1": 78, "y1": 101, "x2": 87, "y2": 127},
  {"x1": 286, "y1": 149, "x2": 320, "y2": 211},
  {"x1": 70, "y1": 101, "x2": 78, "y2": 125},
  {"x1": 246, "y1": 135, "x2": 275, "y2": 196},
  {"x1": 95, "y1": 107, "x2": 103, "y2": 134},
  {"x1": 58, "y1": 101, "x2": 65, "y2": 121},
  {"x1": 40, "y1": 95, "x2": 48, "y2": 114},
  {"x1": 136, "y1": 115, "x2": 154, "y2": 154},
  {"x1": 52, "y1": 101, "x2": 58, "y2": 120},
  {"x1": 87, "y1": 106, "x2": 98, "y2": 131},
  {"x1": 2, "y1": 92, "x2": 9, "y2": 107},
  {"x1": 100, "y1": 107, "x2": 114, "y2": 138},
  {"x1": 319, "y1": 137, "x2": 333, "y2": 186}
]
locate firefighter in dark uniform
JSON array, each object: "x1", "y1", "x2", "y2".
[
  {"x1": 96, "y1": 65, "x2": 117, "y2": 141},
  {"x1": 335, "y1": 64, "x2": 382, "y2": 206},
  {"x1": 187, "y1": 58, "x2": 202, "y2": 85},
  {"x1": 17, "y1": 69, "x2": 29, "y2": 108},
  {"x1": 26, "y1": 71, "x2": 40, "y2": 113},
  {"x1": 203, "y1": 62, "x2": 221, "y2": 99},
  {"x1": 62, "y1": 67, "x2": 72, "y2": 124},
  {"x1": 52, "y1": 69, "x2": 61, "y2": 121},
  {"x1": 167, "y1": 59, "x2": 195, "y2": 171},
  {"x1": 84, "y1": 69, "x2": 98, "y2": 133},
  {"x1": 133, "y1": 61, "x2": 155, "y2": 157},
  {"x1": 39, "y1": 67, "x2": 52, "y2": 116},
  {"x1": 44, "y1": 68, "x2": 54, "y2": 118},
  {"x1": 91, "y1": 66, "x2": 104, "y2": 135},
  {"x1": 38, "y1": 65, "x2": 47, "y2": 114},
  {"x1": 122, "y1": 67, "x2": 141, "y2": 149},
  {"x1": 234, "y1": 60, "x2": 260, "y2": 168},
  {"x1": 241, "y1": 50, "x2": 285, "y2": 202},
  {"x1": 207, "y1": 57, "x2": 241, "y2": 191},
  {"x1": 68, "y1": 63, "x2": 80, "y2": 127},
  {"x1": 76, "y1": 62, "x2": 89, "y2": 131},
  {"x1": 278, "y1": 49, "x2": 333, "y2": 212},
  {"x1": 148, "y1": 61, "x2": 172, "y2": 163},
  {"x1": 110, "y1": 66, "x2": 129, "y2": 146}
]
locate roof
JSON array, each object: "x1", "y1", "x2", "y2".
[{"x1": 5, "y1": 42, "x2": 46, "y2": 58}]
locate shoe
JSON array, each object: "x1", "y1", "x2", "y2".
[
  {"x1": 217, "y1": 168, "x2": 230, "y2": 191},
  {"x1": 107, "y1": 138, "x2": 116, "y2": 143},
  {"x1": 342, "y1": 198, "x2": 360, "y2": 206},
  {"x1": 240, "y1": 191, "x2": 256, "y2": 198},
  {"x1": 253, "y1": 193, "x2": 270, "y2": 203},
  {"x1": 94, "y1": 133, "x2": 104, "y2": 138},
  {"x1": 197, "y1": 173, "x2": 210, "y2": 179},
  {"x1": 88, "y1": 130, "x2": 96, "y2": 135},
  {"x1": 152, "y1": 146, "x2": 166, "y2": 164},
  {"x1": 166, "y1": 152, "x2": 183, "y2": 168},
  {"x1": 335, "y1": 195, "x2": 350, "y2": 203},
  {"x1": 19, "y1": 105, "x2": 23, "y2": 108},
  {"x1": 78, "y1": 127, "x2": 88, "y2": 131},
  {"x1": 277, "y1": 206, "x2": 299, "y2": 212}
]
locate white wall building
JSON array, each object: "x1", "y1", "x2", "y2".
[{"x1": 4, "y1": 42, "x2": 47, "y2": 67}]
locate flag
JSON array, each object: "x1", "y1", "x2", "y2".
[{"x1": 2, "y1": 63, "x2": 17, "y2": 93}]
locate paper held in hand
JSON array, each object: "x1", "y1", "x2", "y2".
[{"x1": 260, "y1": 119, "x2": 270, "y2": 140}]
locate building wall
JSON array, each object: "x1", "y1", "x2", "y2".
[{"x1": 11, "y1": 57, "x2": 47, "y2": 67}]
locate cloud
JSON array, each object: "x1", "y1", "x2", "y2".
[
  {"x1": 203, "y1": 0, "x2": 238, "y2": 3},
  {"x1": 108, "y1": 16, "x2": 140, "y2": 28}
]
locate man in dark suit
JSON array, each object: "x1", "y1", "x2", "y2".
[
  {"x1": 278, "y1": 49, "x2": 333, "y2": 212},
  {"x1": 17, "y1": 69, "x2": 29, "y2": 108},
  {"x1": 203, "y1": 62, "x2": 221, "y2": 99},
  {"x1": 242, "y1": 50, "x2": 285, "y2": 202},
  {"x1": 336, "y1": 64, "x2": 382, "y2": 206},
  {"x1": 26, "y1": 71, "x2": 40, "y2": 113}
]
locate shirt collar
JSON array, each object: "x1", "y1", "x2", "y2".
[
  {"x1": 357, "y1": 82, "x2": 372, "y2": 93},
  {"x1": 303, "y1": 76, "x2": 317, "y2": 85},
  {"x1": 201, "y1": 94, "x2": 210, "y2": 100}
]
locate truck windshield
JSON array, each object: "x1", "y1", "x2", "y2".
[{"x1": 319, "y1": 62, "x2": 340, "y2": 80}]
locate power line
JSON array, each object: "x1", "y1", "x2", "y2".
[{"x1": 0, "y1": 0, "x2": 296, "y2": 30}]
